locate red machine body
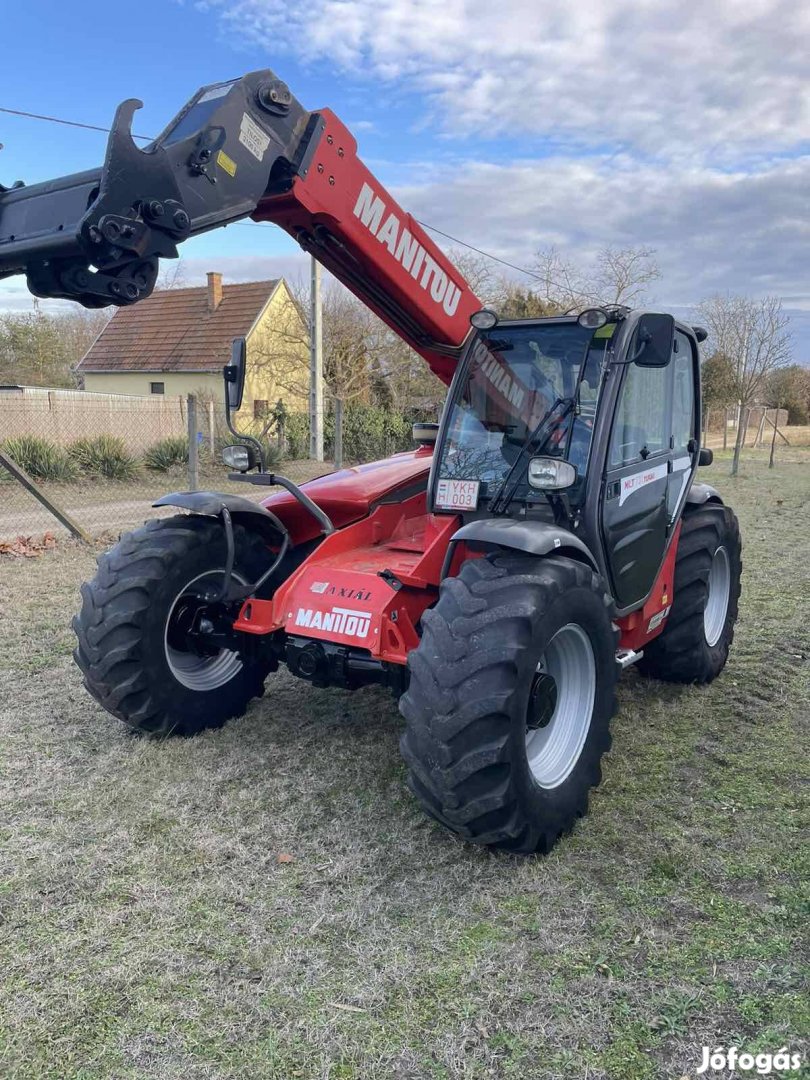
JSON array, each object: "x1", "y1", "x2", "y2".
[{"x1": 253, "y1": 110, "x2": 480, "y2": 385}]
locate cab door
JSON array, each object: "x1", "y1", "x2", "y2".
[
  {"x1": 667, "y1": 329, "x2": 699, "y2": 525},
  {"x1": 602, "y1": 358, "x2": 673, "y2": 608}
]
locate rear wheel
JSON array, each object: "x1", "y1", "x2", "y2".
[
  {"x1": 73, "y1": 516, "x2": 278, "y2": 736},
  {"x1": 638, "y1": 504, "x2": 742, "y2": 684},
  {"x1": 400, "y1": 553, "x2": 618, "y2": 855}
]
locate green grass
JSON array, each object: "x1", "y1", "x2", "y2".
[{"x1": 0, "y1": 452, "x2": 807, "y2": 1078}]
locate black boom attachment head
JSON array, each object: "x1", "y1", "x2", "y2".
[{"x1": 0, "y1": 71, "x2": 315, "y2": 308}]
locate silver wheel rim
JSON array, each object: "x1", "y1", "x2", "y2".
[
  {"x1": 704, "y1": 545, "x2": 731, "y2": 647},
  {"x1": 525, "y1": 623, "x2": 596, "y2": 789},
  {"x1": 164, "y1": 570, "x2": 246, "y2": 692}
]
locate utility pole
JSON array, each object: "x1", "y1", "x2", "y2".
[{"x1": 309, "y1": 256, "x2": 324, "y2": 461}]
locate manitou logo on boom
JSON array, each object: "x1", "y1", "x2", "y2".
[{"x1": 353, "y1": 182, "x2": 462, "y2": 317}]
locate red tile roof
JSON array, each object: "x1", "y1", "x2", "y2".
[{"x1": 78, "y1": 279, "x2": 279, "y2": 372}]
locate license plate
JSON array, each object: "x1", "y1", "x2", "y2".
[{"x1": 435, "y1": 478, "x2": 480, "y2": 511}]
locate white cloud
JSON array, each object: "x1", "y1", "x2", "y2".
[
  {"x1": 205, "y1": 0, "x2": 810, "y2": 159},
  {"x1": 394, "y1": 152, "x2": 810, "y2": 309}
]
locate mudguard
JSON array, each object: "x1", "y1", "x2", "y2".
[
  {"x1": 153, "y1": 491, "x2": 286, "y2": 541},
  {"x1": 451, "y1": 518, "x2": 598, "y2": 570},
  {"x1": 686, "y1": 482, "x2": 724, "y2": 506}
]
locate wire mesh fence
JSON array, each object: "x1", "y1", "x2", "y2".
[{"x1": 0, "y1": 388, "x2": 333, "y2": 542}]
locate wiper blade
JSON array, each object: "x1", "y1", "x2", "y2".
[{"x1": 489, "y1": 396, "x2": 575, "y2": 515}]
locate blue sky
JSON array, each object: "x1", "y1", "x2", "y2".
[{"x1": 1, "y1": 0, "x2": 808, "y2": 358}]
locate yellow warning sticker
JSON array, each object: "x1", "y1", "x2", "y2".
[
  {"x1": 217, "y1": 149, "x2": 237, "y2": 177},
  {"x1": 594, "y1": 322, "x2": 616, "y2": 339}
]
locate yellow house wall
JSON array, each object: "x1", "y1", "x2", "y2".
[{"x1": 240, "y1": 280, "x2": 309, "y2": 422}]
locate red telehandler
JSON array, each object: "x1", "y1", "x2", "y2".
[{"x1": 0, "y1": 71, "x2": 741, "y2": 853}]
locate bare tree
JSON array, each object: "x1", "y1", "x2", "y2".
[
  {"x1": 697, "y1": 294, "x2": 792, "y2": 475},
  {"x1": 155, "y1": 261, "x2": 188, "y2": 291},
  {"x1": 532, "y1": 245, "x2": 661, "y2": 311}
]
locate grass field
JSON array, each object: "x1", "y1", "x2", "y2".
[{"x1": 0, "y1": 452, "x2": 808, "y2": 1079}]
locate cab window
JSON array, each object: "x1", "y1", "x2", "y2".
[
  {"x1": 671, "y1": 331, "x2": 695, "y2": 453},
  {"x1": 608, "y1": 362, "x2": 669, "y2": 468}
]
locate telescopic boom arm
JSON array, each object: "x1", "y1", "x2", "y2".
[{"x1": 0, "y1": 70, "x2": 480, "y2": 383}]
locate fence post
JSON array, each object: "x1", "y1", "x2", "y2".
[
  {"x1": 208, "y1": 400, "x2": 216, "y2": 457},
  {"x1": 0, "y1": 450, "x2": 91, "y2": 543},
  {"x1": 334, "y1": 398, "x2": 344, "y2": 469},
  {"x1": 187, "y1": 394, "x2": 199, "y2": 491}
]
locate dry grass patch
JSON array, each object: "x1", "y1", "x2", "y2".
[{"x1": 1, "y1": 453, "x2": 808, "y2": 1079}]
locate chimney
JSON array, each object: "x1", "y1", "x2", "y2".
[{"x1": 207, "y1": 271, "x2": 223, "y2": 312}]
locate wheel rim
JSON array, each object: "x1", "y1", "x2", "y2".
[
  {"x1": 704, "y1": 544, "x2": 731, "y2": 647},
  {"x1": 164, "y1": 570, "x2": 246, "y2": 691},
  {"x1": 525, "y1": 623, "x2": 596, "y2": 789}
]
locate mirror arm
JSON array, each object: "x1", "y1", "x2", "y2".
[{"x1": 225, "y1": 401, "x2": 266, "y2": 472}]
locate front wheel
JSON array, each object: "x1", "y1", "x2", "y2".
[
  {"x1": 637, "y1": 504, "x2": 742, "y2": 684},
  {"x1": 400, "y1": 553, "x2": 618, "y2": 855},
  {"x1": 73, "y1": 516, "x2": 278, "y2": 736}
]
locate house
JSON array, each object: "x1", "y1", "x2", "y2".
[{"x1": 77, "y1": 273, "x2": 308, "y2": 418}]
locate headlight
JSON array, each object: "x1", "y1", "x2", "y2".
[
  {"x1": 221, "y1": 443, "x2": 257, "y2": 472},
  {"x1": 528, "y1": 457, "x2": 577, "y2": 490},
  {"x1": 577, "y1": 308, "x2": 608, "y2": 329},
  {"x1": 470, "y1": 309, "x2": 499, "y2": 330}
]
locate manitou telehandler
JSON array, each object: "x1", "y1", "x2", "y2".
[{"x1": 0, "y1": 70, "x2": 742, "y2": 853}]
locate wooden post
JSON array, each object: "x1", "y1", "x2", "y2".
[
  {"x1": 763, "y1": 412, "x2": 790, "y2": 446},
  {"x1": 187, "y1": 394, "x2": 199, "y2": 491},
  {"x1": 207, "y1": 400, "x2": 216, "y2": 456},
  {"x1": 334, "y1": 397, "x2": 344, "y2": 469},
  {"x1": 702, "y1": 407, "x2": 709, "y2": 444},
  {"x1": 723, "y1": 408, "x2": 728, "y2": 450},
  {"x1": 769, "y1": 406, "x2": 779, "y2": 468},
  {"x1": 0, "y1": 450, "x2": 91, "y2": 542},
  {"x1": 755, "y1": 409, "x2": 767, "y2": 448}
]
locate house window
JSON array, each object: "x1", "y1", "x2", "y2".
[
  {"x1": 254, "y1": 399, "x2": 269, "y2": 419},
  {"x1": 150, "y1": 382, "x2": 165, "y2": 395}
]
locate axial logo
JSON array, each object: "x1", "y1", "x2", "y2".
[
  {"x1": 353, "y1": 182, "x2": 462, "y2": 317},
  {"x1": 309, "y1": 581, "x2": 372, "y2": 602},
  {"x1": 294, "y1": 606, "x2": 372, "y2": 640}
]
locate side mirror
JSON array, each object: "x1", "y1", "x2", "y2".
[
  {"x1": 633, "y1": 313, "x2": 674, "y2": 368},
  {"x1": 698, "y1": 447, "x2": 713, "y2": 467},
  {"x1": 223, "y1": 336, "x2": 247, "y2": 411}
]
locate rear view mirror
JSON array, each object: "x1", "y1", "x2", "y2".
[
  {"x1": 223, "y1": 336, "x2": 247, "y2": 411},
  {"x1": 633, "y1": 313, "x2": 674, "y2": 367}
]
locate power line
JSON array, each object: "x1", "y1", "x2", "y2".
[
  {"x1": 0, "y1": 105, "x2": 153, "y2": 142},
  {"x1": 416, "y1": 219, "x2": 540, "y2": 282}
]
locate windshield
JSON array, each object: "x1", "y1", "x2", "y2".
[{"x1": 436, "y1": 321, "x2": 612, "y2": 507}]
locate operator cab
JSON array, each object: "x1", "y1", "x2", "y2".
[
  {"x1": 433, "y1": 312, "x2": 615, "y2": 514},
  {"x1": 432, "y1": 307, "x2": 703, "y2": 614}
]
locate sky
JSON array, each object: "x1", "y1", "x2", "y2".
[{"x1": 1, "y1": 0, "x2": 808, "y2": 358}]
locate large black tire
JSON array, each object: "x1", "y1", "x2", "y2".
[
  {"x1": 73, "y1": 515, "x2": 278, "y2": 736},
  {"x1": 399, "y1": 553, "x2": 618, "y2": 855},
  {"x1": 637, "y1": 504, "x2": 742, "y2": 684}
]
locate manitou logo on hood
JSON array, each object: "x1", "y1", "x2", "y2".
[
  {"x1": 353, "y1": 182, "x2": 462, "y2": 318},
  {"x1": 294, "y1": 606, "x2": 372, "y2": 640}
]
